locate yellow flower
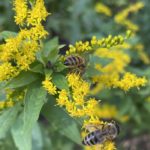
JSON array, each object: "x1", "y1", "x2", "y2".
[
  {"x1": 65, "y1": 33, "x2": 129, "y2": 55},
  {"x1": 0, "y1": 63, "x2": 19, "y2": 82},
  {"x1": 0, "y1": 0, "x2": 49, "y2": 82},
  {"x1": 91, "y1": 47, "x2": 130, "y2": 93},
  {"x1": 56, "y1": 73, "x2": 100, "y2": 117},
  {"x1": 0, "y1": 37, "x2": 21, "y2": 62},
  {"x1": 104, "y1": 141, "x2": 116, "y2": 150},
  {"x1": 95, "y1": 3, "x2": 112, "y2": 16},
  {"x1": 83, "y1": 116, "x2": 102, "y2": 129},
  {"x1": 116, "y1": 72, "x2": 147, "y2": 91},
  {"x1": 94, "y1": 104, "x2": 118, "y2": 119},
  {"x1": 114, "y1": 2, "x2": 144, "y2": 32},
  {"x1": 133, "y1": 44, "x2": 150, "y2": 64},
  {"x1": 27, "y1": 0, "x2": 50, "y2": 26},
  {"x1": 5, "y1": 101, "x2": 14, "y2": 107},
  {"x1": 56, "y1": 89, "x2": 69, "y2": 107},
  {"x1": 15, "y1": 40, "x2": 39, "y2": 70},
  {"x1": 13, "y1": 0, "x2": 28, "y2": 25},
  {"x1": 29, "y1": 24, "x2": 49, "y2": 40},
  {"x1": 42, "y1": 76, "x2": 57, "y2": 95},
  {"x1": 0, "y1": 89, "x2": 25, "y2": 111}
]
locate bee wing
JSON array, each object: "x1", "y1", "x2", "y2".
[{"x1": 85, "y1": 124, "x2": 103, "y2": 132}]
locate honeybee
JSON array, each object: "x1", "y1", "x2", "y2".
[
  {"x1": 82, "y1": 121, "x2": 120, "y2": 146},
  {"x1": 64, "y1": 55, "x2": 86, "y2": 74}
]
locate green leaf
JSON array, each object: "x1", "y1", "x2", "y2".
[
  {"x1": 32, "y1": 123, "x2": 44, "y2": 150},
  {"x1": 144, "y1": 102, "x2": 150, "y2": 113},
  {"x1": 0, "y1": 105, "x2": 20, "y2": 139},
  {"x1": 36, "y1": 38, "x2": 59, "y2": 65},
  {"x1": 89, "y1": 55, "x2": 113, "y2": 66},
  {"x1": 54, "y1": 62, "x2": 66, "y2": 72},
  {"x1": 0, "y1": 31, "x2": 17, "y2": 40},
  {"x1": 36, "y1": 51, "x2": 46, "y2": 65},
  {"x1": 32, "y1": 123, "x2": 53, "y2": 150},
  {"x1": 52, "y1": 73, "x2": 69, "y2": 91},
  {"x1": 11, "y1": 83, "x2": 47, "y2": 150},
  {"x1": 42, "y1": 96, "x2": 82, "y2": 145},
  {"x1": 43, "y1": 38, "x2": 59, "y2": 63},
  {"x1": 6, "y1": 71, "x2": 41, "y2": 89},
  {"x1": 30, "y1": 63, "x2": 44, "y2": 74},
  {"x1": 43, "y1": 37, "x2": 59, "y2": 57}
]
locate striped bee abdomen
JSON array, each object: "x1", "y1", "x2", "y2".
[
  {"x1": 64, "y1": 55, "x2": 84, "y2": 67},
  {"x1": 82, "y1": 131, "x2": 99, "y2": 146}
]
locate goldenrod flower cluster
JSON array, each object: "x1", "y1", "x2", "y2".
[
  {"x1": 0, "y1": 0, "x2": 49, "y2": 82},
  {"x1": 57, "y1": 73, "x2": 99, "y2": 117},
  {"x1": 13, "y1": 0, "x2": 28, "y2": 25},
  {"x1": 114, "y1": 2, "x2": 144, "y2": 32},
  {"x1": 116, "y1": 72, "x2": 147, "y2": 91},
  {"x1": 42, "y1": 76, "x2": 57, "y2": 95},
  {"x1": 91, "y1": 47, "x2": 147, "y2": 93},
  {"x1": 91, "y1": 48, "x2": 130, "y2": 93},
  {"x1": 27, "y1": 0, "x2": 50, "y2": 26},
  {"x1": 66, "y1": 32, "x2": 131, "y2": 55},
  {"x1": 95, "y1": 3, "x2": 112, "y2": 16},
  {"x1": 13, "y1": 0, "x2": 49, "y2": 26}
]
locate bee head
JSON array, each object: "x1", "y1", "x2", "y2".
[{"x1": 110, "y1": 120, "x2": 120, "y2": 135}]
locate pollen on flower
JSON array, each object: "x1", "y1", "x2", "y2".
[{"x1": 42, "y1": 76, "x2": 57, "y2": 95}]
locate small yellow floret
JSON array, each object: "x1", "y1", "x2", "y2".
[{"x1": 42, "y1": 76, "x2": 57, "y2": 95}]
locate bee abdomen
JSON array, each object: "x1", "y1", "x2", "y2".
[
  {"x1": 64, "y1": 56, "x2": 83, "y2": 67},
  {"x1": 82, "y1": 132, "x2": 98, "y2": 146}
]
